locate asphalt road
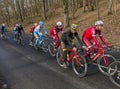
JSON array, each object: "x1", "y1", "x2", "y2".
[{"x1": 0, "y1": 32, "x2": 120, "y2": 89}]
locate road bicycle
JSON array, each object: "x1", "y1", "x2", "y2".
[
  {"x1": 15, "y1": 33, "x2": 24, "y2": 45},
  {"x1": 34, "y1": 35, "x2": 50, "y2": 52},
  {"x1": 56, "y1": 46, "x2": 87, "y2": 77},
  {"x1": 0, "y1": 32, "x2": 8, "y2": 40},
  {"x1": 83, "y1": 45, "x2": 116, "y2": 76}
]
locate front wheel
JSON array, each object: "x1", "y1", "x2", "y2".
[
  {"x1": 41, "y1": 41, "x2": 48, "y2": 52},
  {"x1": 97, "y1": 54, "x2": 116, "y2": 76},
  {"x1": 56, "y1": 49, "x2": 64, "y2": 67},
  {"x1": 108, "y1": 61, "x2": 120, "y2": 88},
  {"x1": 48, "y1": 43, "x2": 56, "y2": 56},
  {"x1": 72, "y1": 55, "x2": 87, "y2": 77}
]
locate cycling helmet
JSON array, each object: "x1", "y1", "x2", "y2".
[
  {"x1": 34, "y1": 23, "x2": 37, "y2": 26},
  {"x1": 95, "y1": 20, "x2": 104, "y2": 26},
  {"x1": 39, "y1": 21, "x2": 44, "y2": 26},
  {"x1": 56, "y1": 21, "x2": 62, "y2": 27},
  {"x1": 16, "y1": 24, "x2": 19, "y2": 27},
  {"x1": 71, "y1": 24, "x2": 78, "y2": 30},
  {"x1": 2, "y1": 24, "x2": 5, "y2": 26}
]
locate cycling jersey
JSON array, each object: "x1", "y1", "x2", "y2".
[
  {"x1": 82, "y1": 26, "x2": 109, "y2": 57},
  {"x1": 82, "y1": 26, "x2": 109, "y2": 47},
  {"x1": 34, "y1": 25, "x2": 47, "y2": 38},
  {"x1": 0, "y1": 25, "x2": 5, "y2": 34},
  {"x1": 15, "y1": 25, "x2": 24, "y2": 35},
  {"x1": 34, "y1": 25, "x2": 48, "y2": 47},
  {"x1": 61, "y1": 30, "x2": 83, "y2": 48},
  {"x1": 29, "y1": 25, "x2": 35, "y2": 34},
  {"x1": 49, "y1": 26, "x2": 63, "y2": 46},
  {"x1": 49, "y1": 26, "x2": 63, "y2": 37}
]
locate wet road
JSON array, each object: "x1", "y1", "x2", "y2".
[{"x1": 0, "y1": 32, "x2": 120, "y2": 89}]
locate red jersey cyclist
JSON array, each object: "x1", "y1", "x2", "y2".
[
  {"x1": 49, "y1": 21, "x2": 64, "y2": 47},
  {"x1": 82, "y1": 20, "x2": 110, "y2": 58}
]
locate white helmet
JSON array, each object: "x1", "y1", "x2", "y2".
[
  {"x1": 2, "y1": 24, "x2": 5, "y2": 26},
  {"x1": 16, "y1": 24, "x2": 19, "y2": 27},
  {"x1": 34, "y1": 23, "x2": 37, "y2": 26},
  {"x1": 56, "y1": 21, "x2": 62, "y2": 27},
  {"x1": 95, "y1": 20, "x2": 104, "y2": 26}
]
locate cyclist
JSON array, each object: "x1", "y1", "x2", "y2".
[
  {"x1": 82, "y1": 20, "x2": 110, "y2": 58},
  {"x1": 61, "y1": 24, "x2": 83, "y2": 68},
  {"x1": 0, "y1": 24, "x2": 6, "y2": 37},
  {"x1": 29, "y1": 23, "x2": 38, "y2": 46},
  {"x1": 14, "y1": 24, "x2": 25, "y2": 40},
  {"x1": 33, "y1": 21, "x2": 48, "y2": 49},
  {"x1": 49, "y1": 21, "x2": 64, "y2": 47}
]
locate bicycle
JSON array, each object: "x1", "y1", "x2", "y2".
[
  {"x1": 83, "y1": 45, "x2": 116, "y2": 76},
  {"x1": 56, "y1": 45, "x2": 87, "y2": 77},
  {"x1": 15, "y1": 33, "x2": 24, "y2": 45},
  {"x1": 48, "y1": 38, "x2": 60, "y2": 56},
  {"x1": 0, "y1": 33, "x2": 7, "y2": 40},
  {"x1": 34, "y1": 35, "x2": 49, "y2": 52},
  {"x1": 108, "y1": 61, "x2": 120, "y2": 88}
]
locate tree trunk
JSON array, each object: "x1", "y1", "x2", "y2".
[
  {"x1": 63, "y1": 0, "x2": 69, "y2": 28},
  {"x1": 108, "y1": 0, "x2": 113, "y2": 15},
  {"x1": 43, "y1": 0, "x2": 47, "y2": 20},
  {"x1": 97, "y1": 0, "x2": 100, "y2": 20}
]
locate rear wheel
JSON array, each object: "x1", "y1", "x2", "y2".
[
  {"x1": 97, "y1": 54, "x2": 116, "y2": 76},
  {"x1": 108, "y1": 61, "x2": 120, "y2": 88},
  {"x1": 72, "y1": 55, "x2": 87, "y2": 77}
]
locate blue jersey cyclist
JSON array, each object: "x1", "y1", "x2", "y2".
[{"x1": 34, "y1": 21, "x2": 48, "y2": 49}]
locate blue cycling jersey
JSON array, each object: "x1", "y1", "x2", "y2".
[{"x1": 34, "y1": 25, "x2": 48, "y2": 36}]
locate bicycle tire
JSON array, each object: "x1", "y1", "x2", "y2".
[
  {"x1": 97, "y1": 54, "x2": 116, "y2": 76},
  {"x1": 42, "y1": 41, "x2": 48, "y2": 52},
  {"x1": 56, "y1": 49, "x2": 65, "y2": 67},
  {"x1": 48, "y1": 43, "x2": 56, "y2": 56},
  {"x1": 108, "y1": 61, "x2": 120, "y2": 88},
  {"x1": 72, "y1": 55, "x2": 87, "y2": 77}
]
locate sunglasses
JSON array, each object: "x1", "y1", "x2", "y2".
[{"x1": 99, "y1": 25, "x2": 104, "y2": 27}]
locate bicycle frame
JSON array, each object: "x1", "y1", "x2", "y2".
[
  {"x1": 91, "y1": 47, "x2": 108, "y2": 65},
  {"x1": 67, "y1": 48, "x2": 80, "y2": 66}
]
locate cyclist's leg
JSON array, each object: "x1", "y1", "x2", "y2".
[
  {"x1": 39, "y1": 35, "x2": 43, "y2": 46},
  {"x1": 34, "y1": 33, "x2": 39, "y2": 47},
  {"x1": 1, "y1": 30, "x2": 4, "y2": 37},
  {"x1": 61, "y1": 41, "x2": 68, "y2": 68},
  {"x1": 31, "y1": 34, "x2": 35, "y2": 43},
  {"x1": 82, "y1": 38, "x2": 92, "y2": 58},
  {"x1": 55, "y1": 35, "x2": 60, "y2": 48}
]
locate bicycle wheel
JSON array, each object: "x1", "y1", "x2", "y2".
[
  {"x1": 41, "y1": 41, "x2": 48, "y2": 52},
  {"x1": 56, "y1": 49, "x2": 64, "y2": 67},
  {"x1": 72, "y1": 55, "x2": 87, "y2": 77},
  {"x1": 3, "y1": 34, "x2": 7, "y2": 40},
  {"x1": 97, "y1": 54, "x2": 116, "y2": 76},
  {"x1": 48, "y1": 43, "x2": 56, "y2": 56},
  {"x1": 108, "y1": 61, "x2": 120, "y2": 88}
]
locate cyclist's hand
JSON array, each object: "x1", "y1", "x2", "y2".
[
  {"x1": 73, "y1": 47, "x2": 77, "y2": 52},
  {"x1": 46, "y1": 34, "x2": 49, "y2": 37},
  {"x1": 82, "y1": 46, "x2": 88, "y2": 51}
]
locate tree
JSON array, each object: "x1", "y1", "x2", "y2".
[
  {"x1": 97, "y1": 0, "x2": 100, "y2": 20},
  {"x1": 43, "y1": 0, "x2": 47, "y2": 20},
  {"x1": 63, "y1": 0, "x2": 69, "y2": 28},
  {"x1": 108, "y1": 0, "x2": 114, "y2": 15}
]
